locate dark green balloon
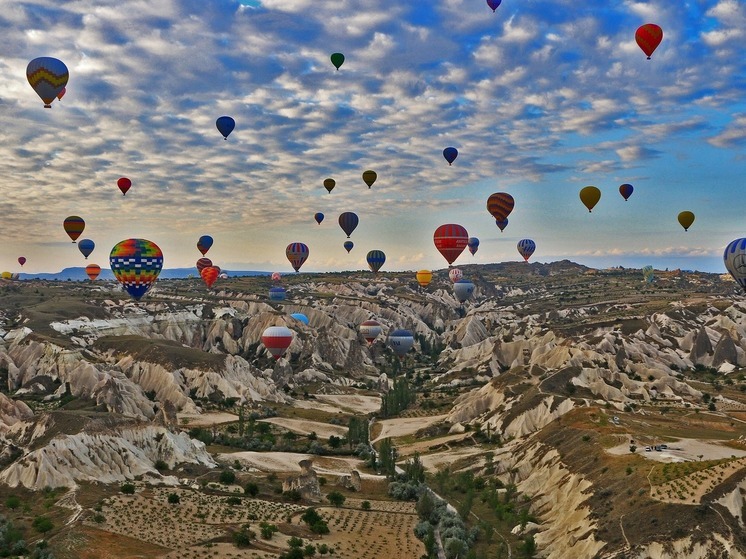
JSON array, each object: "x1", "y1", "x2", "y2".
[{"x1": 331, "y1": 52, "x2": 345, "y2": 70}]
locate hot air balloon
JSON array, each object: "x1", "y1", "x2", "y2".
[
  {"x1": 330, "y1": 52, "x2": 345, "y2": 70},
  {"x1": 314, "y1": 212, "x2": 325, "y2": 225},
  {"x1": 517, "y1": 239, "x2": 536, "y2": 262},
  {"x1": 496, "y1": 218, "x2": 509, "y2": 232},
  {"x1": 117, "y1": 177, "x2": 131, "y2": 196},
  {"x1": 1, "y1": 272, "x2": 11, "y2": 280},
  {"x1": 367, "y1": 250, "x2": 386, "y2": 273},
  {"x1": 487, "y1": 0, "x2": 501, "y2": 11},
  {"x1": 635, "y1": 23, "x2": 663, "y2": 59},
  {"x1": 580, "y1": 186, "x2": 601, "y2": 212},
  {"x1": 291, "y1": 313, "x2": 309, "y2": 325},
  {"x1": 286, "y1": 242, "x2": 309, "y2": 272},
  {"x1": 262, "y1": 326, "x2": 294, "y2": 360},
  {"x1": 338, "y1": 212, "x2": 359, "y2": 238},
  {"x1": 678, "y1": 211, "x2": 695, "y2": 231},
  {"x1": 468, "y1": 237, "x2": 480, "y2": 256},
  {"x1": 443, "y1": 147, "x2": 458, "y2": 166},
  {"x1": 85, "y1": 264, "x2": 101, "y2": 281},
  {"x1": 360, "y1": 320, "x2": 383, "y2": 345},
  {"x1": 387, "y1": 329, "x2": 414, "y2": 358},
  {"x1": 642, "y1": 265, "x2": 655, "y2": 284},
  {"x1": 197, "y1": 235, "x2": 213, "y2": 256},
  {"x1": 216, "y1": 116, "x2": 235, "y2": 140},
  {"x1": 362, "y1": 170, "x2": 377, "y2": 188},
  {"x1": 619, "y1": 183, "x2": 634, "y2": 201},
  {"x1": 453, "y1": 279, "x2": 475, "y2": 303},
  {"x1": 487, "y1": 193, "x2": 515, "y2": 221},
  {"x1": 26, "y1": 57, "x2": 69, "y2": 108},
  {"x1": 57, "y1": 87, "x2": 66, "y2": 101},
  {"x1": 324, "y1": 178, "x2": 336, "y2": 193},
  {"x1": 416, "y1": 270, "x2": 432, "y2": 288},
  {"x1": 78, "y1": 239, "x2": 95, "y2": 259},
  {"x1": 63, "y1": 216, "x2": 85, "y2": 243},
  {"x1": 109, "y1": 238, "x2": 163, "y2": 301},
  {"x1": 724, "y1": 238, "x2": 746, "y2": 292},
  {"x1": 201, "y1": 266, "x2": 220, "y2": 288},
  {"x1": 269, "y1": 286, "x2": 287, "y2": 301},
  {"x1": 272, "y1": 272, "x2": 282, "y2": 282},
  {"x1": 449, "y1": 268, "x2": 463, "y2": 283},
  {"x1": 18, "y1": 257, "x2": 26, "y2": 267},
  {"x1": 196, "y1": 257, "x2": 212, "y2": 274},
  {"x1": 434, "y1": 224, "x2": 469, "y2": 266},
  {"x1": 343, "y1": 241, "x2": 354, "y2": 253},
  {"x1": 219, "y1": 273, "x2": 228, "y2": 279}
]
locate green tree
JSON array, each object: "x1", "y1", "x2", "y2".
[
  {"x1": 5, "y1": 495, "x2": 21, "y2": 510},
  {"x1": 120, "y1": 483, "x2": 136, "y2": 495},
  {"x1": 167, "y1": 493, "x2": 180, "y2": 504},
  {"x1": 244, "y1": 482, "x2": 259, "y2": 496},
  {"x1": 220, "y1": 470, "x2": 236, "y2": 484},
  {"x1": 260, "y1": 522, "x2": 278, "y2": 540},
  {"x1": 32, "y1": 516, "x2": 54, "y2": 533},
  {"x1": 326, "y1": 491, "x2": 346, "y2": 507}
]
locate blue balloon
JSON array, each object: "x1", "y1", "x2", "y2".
[
  {"x1": 269, "y1": 286, "x2": 286, "y2": 301},
  {"x1": 78, "y1": 239, "x2": 95, "y2": 259},
  {"x1": 338, "y1": 212, "x2": 359, "y2": 238},
  {"x1": 443, "y1": 147, "x2": 458, "y2": 165},
  {"x1": 216, "y1": 116, "x2": 235, "y2": 140},
  {"x1": 314, "y1": 212, "x2": 324, "y2": 225},
  {"x1": 343, "y1": 241, "x2": 354, "y2": 253},
  {"x1": 291, "y1": 313, "x2": 309, "y2": 325},
  {"x1": 517, "y1": 239, "x2": 536, "y2": 262},
  {"x1": 366, "y1": 250, "x2": 386, "y2": 273}
]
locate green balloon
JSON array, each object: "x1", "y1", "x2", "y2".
[{"x1": 331, "y1": 52, "x2": 345, "y2": 70}]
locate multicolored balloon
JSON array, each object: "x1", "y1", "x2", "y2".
[
  {"x1": 343, "y1": 241, "x2": 354, "y2": 253},
  {"x1": 286, "y1": 242, "x2": 309, "y2": 272},
  {"x1": 467, "y1": 237, "x2": 479, "y2": 256},
  {"x1": 635, "y1": 23, "x2": 663, "y2": 59},
  {"x1": 109, "y1": 238, "x2": 163, "y2": 301},
  {"x1": 360, "y1": 319, "x2": 383, "y2": 345},
  {"x1": 387, "y1": 329, "x2": 414, "y2": 358},
  {"x1": 453, "y1": 279, "x2": 475, "y2": 304},
  {"x1": 367, "y1": 250, "x2": 386, "y2": 273},
  {"x1": 496, "y1": 218, "x2": 509, "y2": 232},
  {"x1": 196, "y1": 257, "x2": 212, "y2": 274},
  {"x1": 63, "y1": 216, "x2": 85, "y2": 243},
  {"x1": 338, "y1": 212, "x2": 359, "y2": 238},
  {"x1": 78, "y1": 239, "x2": 95, "y2": 259},
  {"x1": 272, "y1": 271, "x2": 282, "y2": 282},
  {"x1": 443, "y1": 147, "x2": 458, "y2": 166},
  {"x1": 580, "y1": 186, "x2": 601, "y2": 212},
  {"x1": 487, "y1": 193, "x2": 515, "y2": 221},
  {"x1": 362, "y1": 170, "x2": 377, "y2": 188},
  {"x1": 517, "y1": 239, "x2": 536, "y2": 262},
  {"x1": 324, "y1": 178, "x2": 336, "y2": 193},
  {"x1": 330, "y1": 52, "x2": 345, "y2": 70},
  {"x1": 269, "y1": 286, "x2": 287, "y2": 301},
  {"x1": 18, "y1": 257, "x2": 26, "y2": 267},
  {"x1": 57, "y1": 87, "x2": 66, "y2": 101},
  {"x1": 117, "y1": 177, "x2": 132, "y2": 196},
  {"x1": 434, "y1": 224, "x2": 469, "y2": 266},
  {"x1": 216, "y1": 116, "x2": 235, "y2": 140},
  {"x1": 201, "y1": 266, "x2": 220, "y2": 288},
  {"x1": 449, "y1": 268, "x2": 463, "y2": 283},
  {"x1": 678, "y1": 211, "x2": 695, "y2": 231},
  {"x1": 724, "y1": 238, "x2": 746, "y2": 292},
  {"x1": 314, "y1": 212, "x2": 325, "y2": 225},
  {"x1": 26, "y1": 57, "x2": 69, "y2": 108},
  {"x1": 486, "y1": 0, "x2": 501, "y2": 11},
  {"x1": 197, "y1": 235, "x2": 213, "y2": 256},
  {"x1": 416, "y1": 270, "x2": 432, "y2": 288},
  {"x1": 85, "y1": 264, "x2": 101, "y2": 281},
  {"x1": 642, "y1": 265, "x2": 655, "y2": 284},
  {"x1": 262, "y1": 326, "x2": 294, "y2": 360},
  {"x1": 619, "y1": 183, "x2": 634, "y2": 201}
]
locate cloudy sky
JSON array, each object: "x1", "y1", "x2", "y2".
[{"x1": 2, "y1": 0, "x2": 745, "y2": 274}]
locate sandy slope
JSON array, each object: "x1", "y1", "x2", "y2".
[
  {"x1": 259, "y1": 417, "x2": 348, "y2": 438},
  {"x1": 371, "y1": 414, "x2": 448, "y2": 442},
  {"x1": 607, "y1": 438, "x2": 746, "y2": 462}
]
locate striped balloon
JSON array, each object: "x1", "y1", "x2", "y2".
[
  {"x1": 26, "y1": 57, "x2": 69, "y2": 108},
  {"x1": 109, "y1": 239, "x2": 163, "y2": 300},
  {"x1": 196, "y1": 257, "x2": 212, "y2": 273},
  {"x1": 78, "y1": 239, "x2": 95, "y2": 259},
  {"x1": 416, "y1": 270, "x2": 432, "y2": 287},
  {"x1": 360, "y1": 319, "x2": 382, "y2": 345},
  {"x1": 85, "y1": 264, "x2": 101, "y2": 281},
  {"x1": 63, "y1": 216, "x2": 85, "y2": 243},
  {"x1": 724, "y1": 238, "x2": 746, "y2": 292},
  {"x1": 487, "y1": 193, "x2": 515, "y2": 221},
  {"x1": 286, "y1": 242, "x2": 309, "y2": 272},
  {"x1": 201, "y1": 266, "x2": 220, "y2": 288},
  {"x1": 517, "y1": 239, "x2": 536, "y2": 262},
  {"x1": 338, "y1": 212, "x2": 359, "y2": 238},
  {"x1": 433, "y1": 224, "x2": 469, "y2": 266},
  {"x1": 635, "y1": 23, "x2": 663, "y2": 59},
  {"x1": 366, "y1": 250, "x2": 386, "y2": 273},
  {"x1": 261, "y1": 326, "x2": 294, "y2": 360}
]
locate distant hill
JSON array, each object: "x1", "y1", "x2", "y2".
[{"x1": 18, "y1": 267, "x2": 271, "y2": 281}]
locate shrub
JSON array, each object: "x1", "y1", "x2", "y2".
[
  {"x1": 260, "y1": 522, "x2": 278, "y2": 540},
  {"x1": 226, "y1": 496, "x2": 242, "y2": 506},
  {"x1": 167, "y1": 493, "x2": 180, "y2": 504},
  {"x1": 361, "y1": 500, "x2": 371, "y2": 511},
  {"x1": 220, "y1": 470, "x2": 237, "y2": 484},
  {"x1": 5, "y1": 495, "x2": 21, "y2": 510},
  {"x1": 120, "y1": 483, "x2": 136, "y2": 495},
  {"x1": 244, "y1": 482, "x2": 259, "y2": 496},
  {"x1": 32, "y1": 516, "x2": 54, "y2": 533},
  {"x1": 154, "y1": 459, "x2": 168, "y2": 472},
  {"x1": 326, "y1": 491, "x2": 345, "y2": 507},
  {"x1": 233, "y1": 526, "x2": 255, "y2": 548},
  {"x1": 301, "y1": 508, "x2": 329, "y2": 534}
]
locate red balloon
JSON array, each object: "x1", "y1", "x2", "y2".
[
  {"x1": 433, "y1": 224, "x2": 469, "y2": 266},
  {"x1": 201, "y1": 266, "x2": 220, "y2": 288},
  {"x1": 117, "y1": 177, "x2": 131, "y2": 196},
  {"x1": 18, "y1": 257, "x2": 26, "y2": 266},
  {"x1": 635, "y1": 23, "x2": 663, "y2": 59},
  {"x1": 85, "y1": 264, "x2": 101, "y2": 281},
  {"x1": 262, "y1": 326, "x2": 294, "y2": 360},
  {"x1": 196, "y1": 257, "x2": 212, "y2": 273},
  {"x1": 271, "y1": 272, "x2": 282, "y2": 282}
]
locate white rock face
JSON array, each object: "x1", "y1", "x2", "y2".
[{"x1": 0, "y1": 393, "x2": 33, "y2": 433}]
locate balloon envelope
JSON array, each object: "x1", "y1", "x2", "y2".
[
  {"x1": 117, "y1": 177, "x2": 131, "y2": 196},
  {"x1": 517, "y1": 239, "x2": 536, "y2": 262},
  {"x1": 18, "y1": 257, "x2": 26, "y2": 266},
  {"x1": 201, "y1": 266, "x2": 220, "y2": 288},
  {"x1": 314, "y1": 212, "x2": 325, "y2": 225},
  {"x1": 360, "y1": 320, "x2": 382, "y2": 345},
  {"x1": 448, "y1": 268, "x2": 463, "y2": 284},
  {"x1": 580, "y1": 186, "x2": 601, "y2": 212},
  {"x1": 443, "y1": 147, "x2": 458, "y2": 165},
  {"x1": 619, "y1": 183, "x2": 634, "y2": 201},
  {"x1": 678, "y1": 211, "x2": 695, "y2": 231},
  {"x1": 416, "y1": 269, "x2": 432, "y2": 288},
  {"x1": 197, "y1": 235, "x2": 213, "y2": 255},
  {"x1": 27, "y1": 57, "x2": 69, "y2": 108},
  {"x1": 286, "y1": 242, "x2": 309, "y2": 272},
  {"x1": 343, "y1": 241, "x2": 354, "y2": 253},
  {"x1": 291, "y1": 313, "x2": 309, "y2": 325},
  {"x1": 724, "y1": 238, "x2": 746, "y2": 292},
  {"x1": 635, "y1": 23, "x2": 663, "y2": 59},
  {"x1": 109, "y1": 239, "x2": 163, "y2": 300},
  {"x1": 362, "y1": 170, "x2": 377, "y2": 188},
  {"x1": 453, "y1": 279, "x2": 475, "y2": 303},
  {"x1": 330, "y1": 52, "x2": 345, "y2": 70},
  {"x1": 216, "y1": 116, "x2": 235, "y2": 139},
  {"x1": 78, "y1": 239, "x2": 95, "y2": 259},
  {"x1": 64, "y1": 216, "x2": 85, "y2": 243},
  {"x1": 338, "y1": 212, "x2": 359, "y2": 238},
  {"x1": 467, "y1": 237, "x2": 480, "y2": 256},
  {"x1": 486, "y1": 0, "x2": 501, "y2": 11},
  {"x1": 387, "y1": 329, "x2": 414, "y2": 358},
  {"x1": 271, "y1": 272, "x2": 282, "y2": 282},
  {"x1": 366, "y1": 250, "x2": 386, "y2": 273},
  {"x1": 262, "y1": 326, "x2": 294, "y2": 360},
  {"x1": 642, "y1": 265, "x2": 655, "y2": 284},
  {"x1": 487, "y1": 193, "x2": 515, "y2": 221},
  {"x1": 85, "y1": 264, "x2": 101, "y2": 281},
  {"x1": 269, "y1": 286, "x2": 287, "y2": 301},
  {"x1": 496, "y1": 218, "x2": 509, "y2": 232},
  {"x1": 196, "y1": 257, "x2": 212, "y2": 273},
  {"x1": 434, "y1": 224, "x2": 469, "y2": 266},
  {"x1": 323, "y1": 178, "x2": 336, "y2": 193}
]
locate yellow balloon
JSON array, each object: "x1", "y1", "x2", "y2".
[
  {"x1": 416, "y1": 269, "x2": 432, "y2": 287},
  {"x1": 1, "y1": 271, "x2": 12, "y2": 280},
  {"x1": 579, "y1": 186, "x2": 601, "y2": 212},
  {"x1": 678, "y1": 211, "x2": 695, "y2": 231}
]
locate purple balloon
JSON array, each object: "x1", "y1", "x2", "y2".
[
  {"x1": 487, "y1": 0, "x2": 501, "y2": 12},
  {"x1": 443, "y1": 147, "x2": 458, "y2": 166}
]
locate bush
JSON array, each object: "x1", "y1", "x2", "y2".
[
  {"x1": 260, "y1": 522, "x2": 278, "y2": 540},
  {"x1": 154, "y1": 459, "x2": 168, "y2": 472},
  {"x1": 244, "y1": 482, "x2": 259, "y2": 496},
  {"x1": 32, "y1": 516, "x2": 54, "y2": 533},
  {"x1": 284, "y1": 489, "x2": 303, "y2": 502},
  {"x1": 361, "y1": 500, "x2": 371, "y2": 511},
  {"x1": 220, "y1": 470, "x2": 237, "y2": 484},
  {"x1": 120, "y1": 483, "x2": 136, "y2": 495},
  {"x1": 226, "y1": 496, "x2": 242, "y2": 506},
  {"x1": 326, "y1": 491, "x2": 345, "y2": 507},
  {"x1": 167, "y1": 493, "x2": 180, "y2": 504},
  {"x1": 301, "y1": 508, "x2": 329, "y2": 534},
  {"x1": 233, "y1": 526, "x2": 255, "y2": 547},
  {"x1": 5, "y1": 495, "x2": 21, "y2": 510},
  {"x1": 92, "y1": 513, "x2": 106, "y2": 523}
]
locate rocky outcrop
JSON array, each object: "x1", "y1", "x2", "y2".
[
  {"x1": 336, "y1": 469, "x2": 362, "y2": 492},
  {"x1": 0, "y1": 393, "x2": 33, "y2": 433},
  {"x1": 282, "y1": 459, "x2": 321, "y2": 501}
]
